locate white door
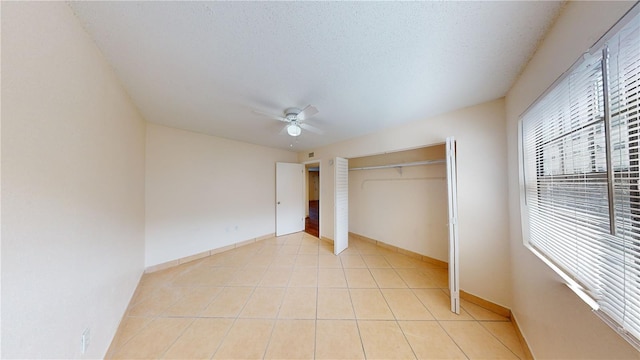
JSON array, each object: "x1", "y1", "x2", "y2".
[
  {"x1": 446, "y1": 137, "x2": 460, "y2": 314},
  {"x1": 276, "y1": 162, "x2": 305, "y2": 236},
  {"x1": 334, "y1": 157, "x2": 349, "y2": 254}
]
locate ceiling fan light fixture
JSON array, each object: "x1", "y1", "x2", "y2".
[{"x1": 287, "y1": 123, "x2": 302, "y2": 137}]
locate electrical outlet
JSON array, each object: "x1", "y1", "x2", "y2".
[{"x1": 81, "y1": 328, "x2": 90, "y2": 354}]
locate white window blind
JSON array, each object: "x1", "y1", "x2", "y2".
[{"x1": 521, "y1": 6, "x2": 640, "y2": 349}]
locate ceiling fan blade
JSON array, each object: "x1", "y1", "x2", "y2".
[
  {"x1": 300, "y1": 123, "x2": 324, "y2": 135},
  {"x1": 279, "y1": 123, "x2": 289, "y2": 135},
  {"x1": 252, "y1": 110, "x2": 288, "y2": 122},
  {"x1": 297, "y1": 105, "x2": 318, "y2": 120}
]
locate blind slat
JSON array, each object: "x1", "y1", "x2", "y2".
[{"x1": 521, "y1": 9, "x2": 640, "y2": 350}]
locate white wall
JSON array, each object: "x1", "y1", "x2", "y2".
[
  {"x1": 349, "y1": 164, "x2": 448, "y2": 261},
  {"x1": 145, "y1": 123, "x2": 298, "y2": 267},
  {"x1": 301, "y1": 99, "x2": 511, "y2": 306},
  {"x1": 1, "y1": 2, "x2": 146, "y2": 358},
  {"x1": 505, "y1": 1, "x2": 640, "y2": 358}
]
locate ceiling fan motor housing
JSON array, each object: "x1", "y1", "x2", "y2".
[{"x1": 285, "y1": 107, "x2": 302, "y2": 119}]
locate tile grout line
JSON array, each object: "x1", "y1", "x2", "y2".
[
  {"x1": 116, "y1": 257, "x2": 207, "y2": 357},
  {"x1": 107, "y1": 316, "x2": 155, "y2": 359},
  {"x1": 434, "y1": 279, "x2": 473, "y2": 360},
  {"x1": 207, "y1": 317, "x2": 234, "y2": 360},
  {"x1": 477, "y1": 320, "x2": 524, "y2": 359},
  {"x1": 435, "y1": 281, "x2": 521, "y2": 359},
  {"x1": 157, "y1": 317, "x2": 197, "y2": 359},
  {"x1": 209, "y1": 271, "x2": 258, "y2": 359},
  {"x1": 170, "y1": 286, "x2": 231, "y2": 360},
  {"x1": 376, "y1": 276, "x2": 420, "y2": 360},
  {"x1": 109, "y1": 234, "x2": 520, "y2": 359},
  {"x1": 401, "y1": 266, "x2": 470, "y2": 359},
  {"x1": 260, "y1": 301, "x2": 284, "y2": 358},
  {"x1": 313, "y1": 235, "x2": 321, "y2": 360},
  {"x1": 158, "y1": 252, "x2": 254, "y2": 357},
  {"x1": 245, "y1": 240, "x2": 277, "y2": 360},
  {"x1": 378, "y1": 257, "x2": 429, "y2": 360},
  {"x1": 342, "y1": 251, "x2": 368, "y2": 359},
  {"x1": 112, "y1": 283, "x2": 190, "y2": 357},
  {"x1": 406, "y1": 287, "x2": 437, "y2": 321},
  {"x1": 259, "y1": 233, "x2": 303, "y2": 359},
  {"x1": 262, "y1": 231, "x2": 305, "y2": 359},
  {"x1": 436, "y1": 318, "x2": 472, "y2": 360}
]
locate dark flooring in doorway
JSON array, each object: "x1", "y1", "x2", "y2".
[{"x1": 305, "y1": 200, "x2": 319, "y2": 237}]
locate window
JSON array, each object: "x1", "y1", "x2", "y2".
[{"x1": 521, "y1": 5, "x2": 640, "y2": 349}]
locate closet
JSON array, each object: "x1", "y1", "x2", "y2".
[{"x1": 348, "y1": 145, "x2": 449, "y2": 263}]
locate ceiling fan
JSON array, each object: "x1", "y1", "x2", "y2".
[{"x1": 253, "y1": 105, "x2": 323, "y2": 137}]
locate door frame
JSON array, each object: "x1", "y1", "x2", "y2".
[{"x1": 303, "y1": 160, "x2": 322, "y2": 238}]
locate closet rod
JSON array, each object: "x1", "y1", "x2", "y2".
[{"x1": 349, "y1": 159, "x2": 445, "y2": 171}]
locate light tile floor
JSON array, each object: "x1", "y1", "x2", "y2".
[{"x1": 107, "y1": 232, "x2": 526, "y2": 359}]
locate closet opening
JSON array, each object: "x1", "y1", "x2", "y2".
[{"x1": 348, "y1": 143, "x2": 456, "y2": 308}]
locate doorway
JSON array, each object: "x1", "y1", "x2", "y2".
[{"x1": 304, "y1": 162, "x2": 320, "y2": 237}]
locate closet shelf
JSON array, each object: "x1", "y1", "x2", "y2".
[{"x1": 349, "y1": 159, "x2": 445, "y2": 171}]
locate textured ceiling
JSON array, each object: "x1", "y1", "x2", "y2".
[{"x1": 69, "y1": 1, "x2": 564, "y2": 151}]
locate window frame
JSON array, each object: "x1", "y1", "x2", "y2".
[{"x1": 518, "y1": 2, "x2": 640, "y2": 350}]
